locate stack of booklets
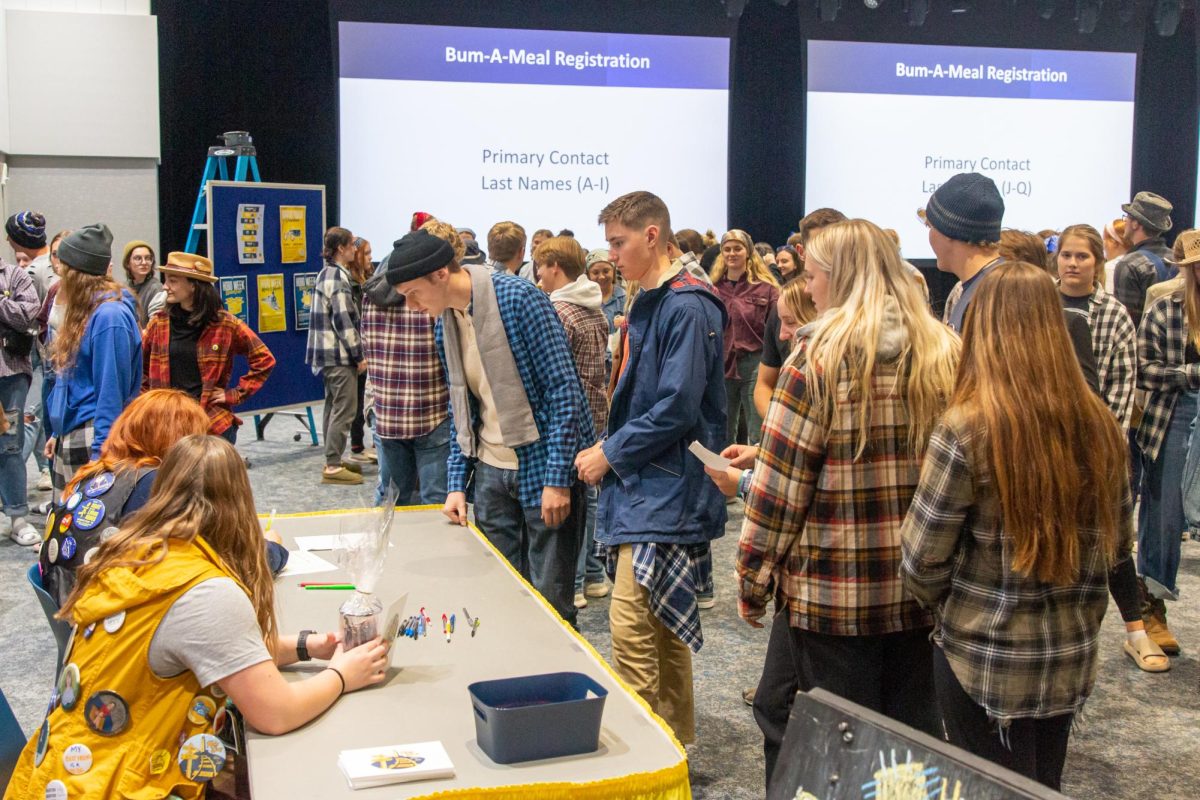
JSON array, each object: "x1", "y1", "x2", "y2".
[{"x1": 337, "y1": 741, "x2": 455, "y2": 789}]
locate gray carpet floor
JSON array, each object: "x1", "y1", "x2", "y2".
[{"x1": 2, "y1": 417, "x2": 1198, "y2": 798}]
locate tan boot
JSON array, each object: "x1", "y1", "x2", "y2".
[{"x1": 1144, "y1": 598, "x2": 1180, "y2": 655}]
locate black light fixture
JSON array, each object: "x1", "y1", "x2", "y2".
[
  {"x1": 1117, "y1": 0, "x2": 1138, "y2": 21},
  {"x1": 1036, "y1": 0, "x2": 1057, "y2": 17},
  {"x1": 905, "y1": 0, "x2": 930, "y2": 25},
  {"x1": 1076, "y1": 0, "x2": 1102, "y2": 31},
  {"x1": 723, "y1": 0, "x2": 748, "y2": 18},
  {"x1": 818, "y1": 0, "x2": 842, "y2": 20},
  {"x1": 1153, "y1": 0, "x2": 1180, "y2": 34}
]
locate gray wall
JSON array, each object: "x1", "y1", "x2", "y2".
[{"x1": 4, "y1": 156, "x2": 159, "y2": 269}]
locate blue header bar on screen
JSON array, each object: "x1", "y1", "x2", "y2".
[
  {"x1": 807, "y1": 40, "x2": 1135, "y2": 102},
  {"x1": 340, "y1": 22, "x2": 729, "y2": 90}
]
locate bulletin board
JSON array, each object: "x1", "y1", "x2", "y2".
[{"x1": 206, "y1": 180, "x2": 326, "y2": 415}]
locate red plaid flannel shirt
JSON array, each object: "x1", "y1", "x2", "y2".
[
  {"x1": 142, "y1": 309, "x2": 276, "y2": 434},
  {"x1": 362, "y1": 296, "x2": 448, "y2": 440},
  {"x1": 552, "y1": 299, "x2": 609, "y2": 440}
]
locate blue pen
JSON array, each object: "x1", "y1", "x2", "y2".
[
  {"x1": 450, "y1": 614, "x2": 456, "y2": 634},
  {"x1": 419, "y1": 616, "x2": 426, "y2": 637}
]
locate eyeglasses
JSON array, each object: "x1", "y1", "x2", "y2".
[{"x1": 129, "y1": 256, "x2": 155, "y2": 264}]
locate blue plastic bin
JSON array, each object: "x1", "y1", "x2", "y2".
[{"x1": 468, "y1": 671, "x2": 608, "y2": 764}]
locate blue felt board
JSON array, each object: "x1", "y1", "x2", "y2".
[{"x1": 206, "y1": 181, "x2": 326, "y2": 414}]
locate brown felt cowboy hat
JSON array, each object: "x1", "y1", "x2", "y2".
[{"x1": 158, "y1": 252, "x2": 218, "y2": 283}]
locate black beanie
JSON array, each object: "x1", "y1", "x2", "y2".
[
  {"x1": 58, "y1": 223, "x2": 114, "y2": 276},
  {"x1": 385, "y1": 230, "x2": 456, "y2": 285},
  {"x1": 925, "y1": 173, "x2": 1004, "y2": 245},
  {"x1": 5, "y1": 211, "x2": 46, "y2": 250}
]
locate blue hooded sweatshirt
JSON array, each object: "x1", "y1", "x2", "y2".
[
  {"x1": 597, "y1": 267, "x2": 728, "y2": 544},
  {"x1": 47, "y1": 290, "x2": 142, "y2": 457}
]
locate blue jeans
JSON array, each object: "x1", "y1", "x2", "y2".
[
  {"x1": 0, "y1": 373, "x2": 31, "y2": 518},
  {"x1": 1139, "y1": 390, "x2": 1197, "y2": 600},
  {"x1": 22, "y1": 357, "x2": 47, "y2": 472},
  {"x1": 574, "y1": 485, "x2": 605, "y2": 593},
  {"x1": 473, "y1": 461, "x2": 583, "y2": 628},
  {"x1": 374, "y1": 419, "x2": 451, "y2": 506}
]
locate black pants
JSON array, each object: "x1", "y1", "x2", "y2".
[
  {"x1": 754, "y1": 609, "x2": 810, "y2": 792},
  {"x1": 350, "y1": 372, "x2": 367, "y2": 451},
  {"x1": 932, "y1": 646, "x2": 1073, "y2": 791},
  {"x1": 798, "y1": 626, "x2": 940, "y2": 739}
]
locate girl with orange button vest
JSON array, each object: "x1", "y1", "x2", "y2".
[{"x1": 5, "y1": 435, "x2": 390, "y2": 800}]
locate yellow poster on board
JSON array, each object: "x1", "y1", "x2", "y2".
[
  {"x1": 280, "y1": 205, "x2": 307, "y2": 264},
  {"x1": 257, "y1": 273, "x2": 287, "y2": 333}
]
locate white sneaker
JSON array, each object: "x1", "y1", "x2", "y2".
[
  {"x1": 0, "y1": 515, "x2": 12, "y2": 537},
  {"x1": 10, "y1": 518, "x2": 39, "y2": 546},
  {"x1": 574, "y1": 592, "x2": 588, "y2": 609},
  {"x1": 697, "y1": 595, "x2": 716, "y2": 610},
  {"x1": 36, "y1": 468, "x2": 52, "y2": 491}
]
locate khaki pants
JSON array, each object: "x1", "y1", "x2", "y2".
[{"x1": 609, "y1": 544, "x2": 695, "y2": 744}]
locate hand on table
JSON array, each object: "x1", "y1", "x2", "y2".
[
  {"x1": 443, "y1": 492, "x2": 468, "y2": 526},
  {"x1": 329, "y1": 637, "x2": 390, "y2": 693}
]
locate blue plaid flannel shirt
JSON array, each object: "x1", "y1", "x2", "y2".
[{"x1": 435, "y1": 270, "x2": 593, "y2": 509}]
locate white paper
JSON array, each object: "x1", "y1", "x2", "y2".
[
  {"x1": 294, "y1": 533, "x2": 370, "y2": 551},
  {"x1": 276, "y1": 549, "x2": 338, "y2": 578},
  {"x1": 688, "y1": 440, "x2": 731, "y2": 471},
  {"x1": 337, "y1": 740, "x2": 454, "y2": 788}
]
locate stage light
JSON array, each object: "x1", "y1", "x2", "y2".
[
  {"x1": 818, "y1": 0, "x2": 842, "y2": 20},
  {"x1": 772, "y1": 0, "x2": 793, "y2": 6},
  {"x1": 1036, "y1": 0, "x2": 1057, "y2": 18},
  {"x1": 905, "y1": 0, "x2": 930, "y2": 26},
  {"x1": 1154, "y1": 0, "x2": 1180, "y2": 34},
  {"x1": 724, "y1": 0, "x2": 748, "y2": 18},
  {"x1": 864, "y1": 0, "x2": 880, "y2": 8},
  {"x1": 1076, "y1": 0, "x2": 1102, "y2": 32},
  {"x1": 950, "y1": 1, "x2": 973, "y2": 12},
  {"x1": 1117, "y1": 0, "x2": 1138, "y2": 21}
]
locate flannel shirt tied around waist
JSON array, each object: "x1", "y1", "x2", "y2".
[{"x1": 737, "y1": 347, "x2": 933, "y2": 637}]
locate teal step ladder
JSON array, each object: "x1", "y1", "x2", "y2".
[
  {"x1": 184, "y1": 131, "x2": 319, "y2": 447},
  {"x1": 184, "y1": 131, "x2": 261, "y2": 253}
]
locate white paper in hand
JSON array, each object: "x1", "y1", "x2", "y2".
[{"x1": 688, "y1": 440, "x2": 732, "y2": 471}]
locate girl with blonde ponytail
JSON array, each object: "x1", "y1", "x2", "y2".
[{"x1": 730, "y1": 219, "x2": 959, "y2": 785}]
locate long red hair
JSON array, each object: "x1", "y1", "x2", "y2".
[{"x1": 64, "y1": 389, "x2": 210, "y2": 495}]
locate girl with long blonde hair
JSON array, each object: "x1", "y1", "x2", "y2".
[
  {"x1": 6, "y1": 435, "x2": 390, "y2": 799},
  {"x1": 902, "y1": 262, "x2": 1129, "y2": 790},
  {"x1": 712, "y1": 229, "x2": 780, "y2": 446},
  {"x1": 45, "y1": 224, "x2": 142, "y2": 494},
  {"x1": 730, "y1": 219, "x2": 958, "y2": 786}
]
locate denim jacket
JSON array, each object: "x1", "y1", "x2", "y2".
[{"x1": 597, "y1": 268, "x2": 728, "y2": 544}]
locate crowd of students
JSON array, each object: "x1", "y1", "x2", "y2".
[{"x1": 4, "y1": 171, "x2": 1195, "y2": 796}]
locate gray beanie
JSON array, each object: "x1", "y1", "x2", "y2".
[
  {"x1": 925, "y1": 173, "x2": 1004, "y2": 245},
  {"x1": 58, "y1": 223, "x2": 113, "y2": 276}
]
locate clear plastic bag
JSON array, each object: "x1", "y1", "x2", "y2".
[{"x1": 336, "y1": 483, "x2": 399, "y2": 648}]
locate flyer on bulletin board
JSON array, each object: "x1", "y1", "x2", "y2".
[
  {"x1": 257, "y1": 273, "x2": 287, "y2": 333},
  {"x1": 236, "y1": 204, "x2": 265, "y2": 265},
  {"x1": 279, "y1": 205, "x2": 307, "y2": 264},
  {"x1": 293, "y1": 272, "x2": 318, "y2": 330},
  {"x1": 220, "y1": 276, "x2": 249, "y2": 324}
]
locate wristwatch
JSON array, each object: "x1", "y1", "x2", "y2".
[{"x1": 296, "y1": 629, "x2": 317, "y2": 662}]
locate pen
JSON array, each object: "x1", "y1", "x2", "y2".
[
  {"x1": 442, "y1": 613, "x2": 451, "y2": 643},
  {"x1": 450, "y1": 614, "x2": 456, "y2": 634},
  {"x1": 266, "y1": 508, "x2": 276, "y2": 533},
  {"x1": 303, "y1": 584, "x2": 356, "y2": 590},
  {"x1": 299, "y1": 581, "x2": 350, "y2": 587}
]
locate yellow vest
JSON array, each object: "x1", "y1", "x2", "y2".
[{"x1": 5, "y1": 536, "x2": 248, "y2": 800}]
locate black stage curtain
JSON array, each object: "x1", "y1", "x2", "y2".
[{"x1": 154, "y1": 1, "x2": 1196, "y2": 263}]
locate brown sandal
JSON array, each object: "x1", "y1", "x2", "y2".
[{"x1": 1123, "y1": 637, "x2": 1171, "y2": 673}]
